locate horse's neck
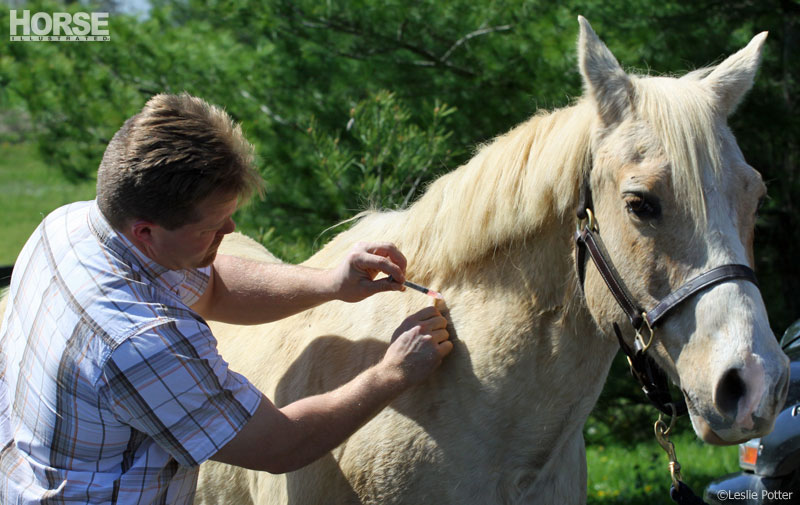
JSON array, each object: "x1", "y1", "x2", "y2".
[
  {"x1": 438, "y1": 223, "x2": 617, "y2": 497},
  {"x1": 398, "y1": 102, "x2": 595, "y2": 285},
  {"x1": 448, "y1": 211, "x2": 611, "y2": 373},
  {"x1": 428, "y1": 101, "x2": 613, "y2": 389},
  {"x1": 413, "y1": 100, "x2": 602, "y2": 359}
]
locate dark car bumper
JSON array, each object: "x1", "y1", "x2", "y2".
[{"x1": 705, "y1": 472, "x2": 796, "y2": 504}]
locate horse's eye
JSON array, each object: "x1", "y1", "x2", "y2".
[
  {"x1": 755, "y1": 196, "x2": 766, "y2": 218},
  {"x1": 624, "y1": 193, "x2": 661, "y2": 219}
]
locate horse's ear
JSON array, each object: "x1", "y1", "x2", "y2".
[
  {"x1": 577, "y1": 16, "x2": 632, "y2": 127},
  {"x1": 701, "y1": 32, "x2": 768, "y2": 116}
]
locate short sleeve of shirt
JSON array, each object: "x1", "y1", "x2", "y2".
[
  {"x1": 99, "y1": 317, "x2": 262, "y2": 467},
  {"x1": 174, "y1": 266, "x2": 211, "y2": 307}
]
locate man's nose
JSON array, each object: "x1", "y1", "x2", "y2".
[{"x1": 221, "y1": 218, "x2": 236, "y2": 235}]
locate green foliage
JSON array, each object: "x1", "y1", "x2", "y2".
[
  {"x1": 308, "y1": 91, "x2": 456, "y2": 215},
  {"x1": 236, "y1": 90, "x2": 458, "y2": 262}
]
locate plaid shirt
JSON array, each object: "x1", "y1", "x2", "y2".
[{"x1": 0, "y1": 201, "x2": 262, "y2": 504}]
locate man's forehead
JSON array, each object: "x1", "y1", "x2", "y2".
[{"x1": 191, "y1": 193, "x2": 239, "y2": 224}]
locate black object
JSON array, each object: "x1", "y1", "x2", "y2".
[{"x1": 0, "y1": 265, "x2": 12, "y2": 288}]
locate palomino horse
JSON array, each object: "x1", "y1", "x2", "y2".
[{"x1": 194, "y1": 16, "x2": 789, "y2": 504}]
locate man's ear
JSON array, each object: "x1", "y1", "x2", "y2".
[{"x1": 129, "y1": 220, "x2": 156, "y2": 246}]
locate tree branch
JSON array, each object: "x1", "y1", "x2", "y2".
[
  {"x1": 440, "y1": 25, "x2": 512, "y2": 62},
  {"x1": 279, "y1": 5, "x2": 511, "y2": 79}
]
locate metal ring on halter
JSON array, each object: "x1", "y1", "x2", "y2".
[
  {"x1": 635, "y1": 311, "x2": 656, "y2": 353},
  {"x1": 585, "y1": 208, "x2": 596, "y2": 231},
  {"x1": 576, "y1": 207, "x2": 597, "y2": 234},
  {"x1": 659, "y1": 402, "x2": 678, "y2": 436}
]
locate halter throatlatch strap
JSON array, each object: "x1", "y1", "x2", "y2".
[{"x1": 614, "y1": 322, "x2": 688, "y2": 416}]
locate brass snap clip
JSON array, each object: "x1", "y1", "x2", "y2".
[{"x1": 654, "y1": 403, "x2": 682, "y2": 488}]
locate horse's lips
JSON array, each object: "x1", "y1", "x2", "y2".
[{"x1": 684, "y1": 393, "x2": 752, "y2": 446}]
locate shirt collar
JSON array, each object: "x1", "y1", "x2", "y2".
[{"x1": 87, "y1": 200, "x2": 203, "y2": 306}]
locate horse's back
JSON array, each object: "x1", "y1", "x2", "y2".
[{"x1": 218, "y1": 231, "x2": 282, "y2": 264}]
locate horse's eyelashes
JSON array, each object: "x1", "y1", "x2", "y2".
[{"x1": 624, "y1": 193, "x2": 661, "y2": 219}]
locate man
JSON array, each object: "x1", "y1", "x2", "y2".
[{"x1": 0, "y1": 93, "x2": 452, "y2": 504}]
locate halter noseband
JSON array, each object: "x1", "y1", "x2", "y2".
[{"x1": 574, "y1": 182, "x2": 759, "y2": 416}]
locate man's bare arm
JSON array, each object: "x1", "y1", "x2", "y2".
[{"x1": 191, "y1": 242, "x2": 407, "y2": 324}]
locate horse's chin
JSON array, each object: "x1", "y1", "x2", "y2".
[
  {"x1": 691, "y1": 415, "x2": 749, "y2": 446},
  {"x1": 687, "y1": 407, "x2": 763, "y2": 446},
  {"x1": 682, "y1": 373, "x2": 783, "y2": 446}
]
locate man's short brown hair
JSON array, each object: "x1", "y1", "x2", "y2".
[{"x1": 96, "y1": 93, "x2": 264, "y2": 230}]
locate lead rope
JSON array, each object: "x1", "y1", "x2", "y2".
[{"x1": 654, "y1": 405, "x2": 709, "y2": 505}]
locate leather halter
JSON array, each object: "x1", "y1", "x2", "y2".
[{"x1": 574, "y1": 182, "x2": 759, "y2": 416}]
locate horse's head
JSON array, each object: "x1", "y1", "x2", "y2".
[{"x1": 576, "y1": 17, "x2": 789, "y2": 445}]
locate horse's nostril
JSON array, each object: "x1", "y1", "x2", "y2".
[{"x1": 715, "y1": 368, "x2": 746, "y2": 418}]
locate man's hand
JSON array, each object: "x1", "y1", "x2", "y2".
[
  {"x1": 330, "y1": 242, "x2": 409, "y2": 303},
  {"x1": 380, "y1": 306, "x2": 453, "y2": 387}
]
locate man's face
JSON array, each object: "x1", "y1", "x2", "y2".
[{"x1": 144, "y1": 192, "x2": 238, "y2": 270}]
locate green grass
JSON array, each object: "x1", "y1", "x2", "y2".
[
  {"x1": 0, "y1": 142, "x2": 96, "y2": 264},
  {"x1": 587, "y1": 428, "x2": 739, "y2": 504}
]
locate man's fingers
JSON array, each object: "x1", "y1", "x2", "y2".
[
  {"x1": 356, "y1": 253, "x2": 405, "y2": 283},
  {"x1": 363, "y1": 242, "x2": 408, "y2": 273},
  {"x1": 368, "y1": 276, "x2": 405, "y2": 293},
  {"x1": 422, "y1": 315, "x2": 448, "y2": 330},
  {"x1": 406, "y1": 309, "x2": 447, "y2": 332},
  {"x1": 429, "y1": 328, "x2": 450, "y2": 343},
  {"x1": 437, "y1": 339, "x2": 454, "y2": 357}
]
